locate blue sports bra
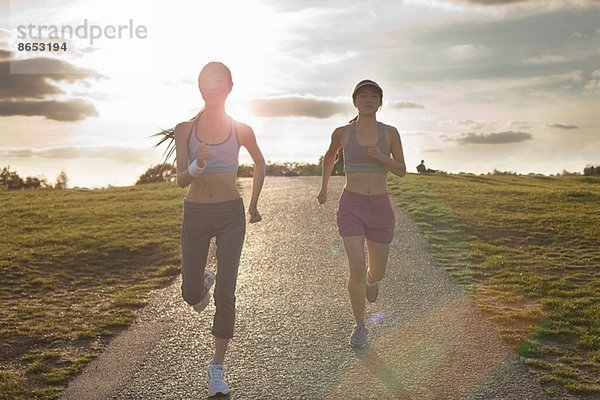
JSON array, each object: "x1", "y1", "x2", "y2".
[
  {"x1": 343, "y1": 122, "x2": 389, "y2": 173},
  {"x1": 188, "y1": 117, "x2": 240, "y2": 174}
]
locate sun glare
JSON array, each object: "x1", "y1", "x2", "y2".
[
  {"x1": 28, "y1": 0, "x2": 288, "y2": 128},
  {"x1": 147, "y1": 0, "x2": 284, "y2": 94}
]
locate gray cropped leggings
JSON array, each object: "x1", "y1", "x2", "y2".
[{"x1": 181, "y1": 198, "x2": 246, "y2": 339}]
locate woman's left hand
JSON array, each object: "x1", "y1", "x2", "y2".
[
  {"x1": 248, "y1": 206, "x2": 262, "y2": 223},
  {"x1": 366, "y1": 146, "x2": 386, "y2": 163}
]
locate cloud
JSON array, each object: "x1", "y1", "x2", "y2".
[
  {"x1": 0, "y1": 56, "x2": 103, "y2": 100},
  {"x1": 247, "y1": 96, "x2": 422, "y2": 118},
  {"x1": 509, "y1": 121, "x2": 534, "y2": 130},
  {"x1": 0, "y1": 51, "x2": 103, "y2": 121},
  {"x1": 439, "y1": 119, "x2": 499, "y2": 130},
  {"x1": 584, "y1": 79, "x2": 600, "y2": 93},
  {"x1": 0, "y1": 99, "x2": 98, "y2": 121},
  {"x1": 389, "y1": 101, "x2": 424, "y2": 109},
  {"x1": 457, "y1": 0, "x2": 538, "y2": 4},
  {"x1": 549, "y1": 123, "x2": 579, "y2": 129},
  {"x1": 248, "y1": 96, "x2": 349, "y2": 118},
  {"x1": 581, "y1": 68, "x2": 600, "y2": 93},
  {"x1": 407, "y1": 8, "x2": 600, "y2": 84},
  {"x1": 0, "y1": 27, "x2": 8, "y2": 43},
  {"x1": 0, "y1": 71, "x2": 65, "y2": 99},
  {"x1": 456, "y1": 131, "x2": 533, "y2": 144},
  {"x1": 445, "y1": 44, "x2": 491, "y2": 59},
  {"x1": 0, "y1": 146, "x2": 152, "y2": 163},
  {"x1": 455, "y1": 0, "x2": 598, "y2": 6},
  {"x1": 521, "y1": 54, "x2": 567, "y2": 65},
  {"x1": 261, "y1": 0, "x2": 362, "y2": 12}
]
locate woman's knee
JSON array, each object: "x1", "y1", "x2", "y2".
[
  {"x1": 181, "y1": 284, "x2": 203, "y2": 306},
  {"x1": 214, "y1": 290, "x2": 236, "y2": 310},
  {"x1": 369, "y1": 266, "x2": 386, "y2": 282},
  {"x1": 348, "y1": 266, "x2": 366, "y2": 281}
]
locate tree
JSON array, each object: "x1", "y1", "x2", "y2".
[
  {"x1": 136, "y1": 164, "x2": 177, "y2": 185},
  {"x1": 333, "y1": 149, "x2": 344, "y2": 176},
  {"x1": 584, "y1": 164, "x2": 599, "y2": 176},
  {"x1": 23, "y1": 175, "x2": 49, "y2": 189},
  {"x1": 55, "y1": 170, "x2": 68, "y2": 189},
  {"x1": 317, "y1": 151, "x2": 344, "y2": 176},
  {"x1": 0, "y1": 166, "x2": 23, "y2": 190},
  {"x1": 237, "y1": 164, "x2": 254, "y2": 177},
  {"x1": 265, "y1": 162, "x2": 287, "y2": 176}
]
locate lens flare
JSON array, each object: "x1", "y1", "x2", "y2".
[{"x1": 370, "y1": 311, "x2": 386, "y2": 325}]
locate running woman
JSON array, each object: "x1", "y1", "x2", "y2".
[
  {"x1": 174, "y1": 62, "x2": 265, "y2": 396},
  {"x1": 317, "y1": 80, "x2": 406, "y2": 348}
]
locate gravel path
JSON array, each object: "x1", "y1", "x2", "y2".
[{"x1": 61, "y1": 176, "x2": 547, "y2": 400}]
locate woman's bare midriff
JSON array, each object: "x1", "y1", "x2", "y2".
[
  {"x1": 185, "y1": 172, "x2": 241, "y2": 203},
  {"x1": 344, "y1": 172, "x2": 389, "y2": 195}
]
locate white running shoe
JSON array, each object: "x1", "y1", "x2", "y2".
[
  {"x1": 192, "y1": 270, "x2": 216, "y2": 313},
  {"x1": 207, "y1": 363, "x2": 230, "y2": 396}
]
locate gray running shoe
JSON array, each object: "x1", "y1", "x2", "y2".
[
  {"x1": 207, "y1": 363, "x2": 230, "y2": 396},
  {"x1": 193, "y1": 270, "x2": 216, "y2": 313},
  {"x1": 349, "y1": 323, "x2": 368, "y2": 348},
  {"x1": 366, "y1": 280, "x2": 379, "y2": 303}
]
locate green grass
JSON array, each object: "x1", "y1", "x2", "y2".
[
  {"x1": 388, "y1": 173, "x2": 600, "y2": 399},
  {"x1": 0, "y1": 183, "x2": 184, "y2": 400},
  {"x1": 2, "y1": 176, "x2": 599, "y2": 399}
]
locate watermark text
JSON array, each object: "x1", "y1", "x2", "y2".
[{"x1": 16, "y1": 19, "x2": 148, "y2": 45}]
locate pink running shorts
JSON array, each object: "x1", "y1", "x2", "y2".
[{"x1": 336, "y1": 188, "x2": 395, "y2": 244}]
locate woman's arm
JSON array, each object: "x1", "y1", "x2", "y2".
[
  {"x1": 317, "y1": 128, "x2": 342, "y2": 204},
  {"x1": 175, "y1": 122, "x2": 195, "y2": 188},
  {"x1": 366, "y1": 126, "x2": 406, "y2": 177},
  {"x1": 238, "y1": 123, "x2": 265, "y2": 223}
]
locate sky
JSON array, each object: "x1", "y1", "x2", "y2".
[{"x1": 0, "y1": 0, "x2": 599, "y2": 188}]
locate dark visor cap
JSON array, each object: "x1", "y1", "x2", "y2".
[{"x1": 352, "y1": 80, "x2": 383, "y2": 99}]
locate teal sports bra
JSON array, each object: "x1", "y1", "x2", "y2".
[{"x1": 188, "y1": 117, "x2": 240, "y2": 174}]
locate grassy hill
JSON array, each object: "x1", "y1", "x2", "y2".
[
  {"x1": 0, "y1": 183, "x2": 184, "y2": 399},
  {"x1": 389, "y1": 173, "x2": 599, "y2": 399},
  {"x1": 0, "y1": 175, "x2": 598, "y2": 399}
]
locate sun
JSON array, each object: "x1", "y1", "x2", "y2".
[
  {"x1": 148, "y1": 0, "x2": 284, "y2": 93},
  {"x1": 45, "y1": 0, "x2": 288, "y2": 122}
]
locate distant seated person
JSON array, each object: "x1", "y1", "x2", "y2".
[{"x1": 416, "y1": 160, "x2": 437, "y2": 173}]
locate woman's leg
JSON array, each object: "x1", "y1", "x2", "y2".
[
  {"x1": 342, "y1": 235, "x2": 367, "y2": 324},
  {"x1": 366, "y1": 239, "x2": 390, "y2": 284},
  {"x1": 212, "y1": 201, "x2": 246, "y2": 362},
  {"x1": 180, "y1": 205, "x2": 212, "y2": 306},
  {"x1": 214, "y1": 337, "x2": 229, "y2": 365}
]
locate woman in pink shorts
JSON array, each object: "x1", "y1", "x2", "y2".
[{"x1": 317, "y1": 80, "x2": 407, "y2": 348}]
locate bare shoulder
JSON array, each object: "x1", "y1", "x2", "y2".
[
  {"x1": 233, "y1": 120, "x2": 254, "y2": 138},
  {"x1": 174, "y1": 120, "x2": 193, "y2": 140},
  {"x1": 232, "y1": 120, "x2": 257, "y2": 147},
  {"x1": 336, "y1": 123, "x2": 352, "y2": 132},
  {"x1": 333, "y1": 123, "x2": 351, "y2": 140},
  {"x1": 381, "y1": 123, "x2": 401, "y2": 139},
  {"x1": 380, "y1": 122, "x2": 399, "y2": 133}
]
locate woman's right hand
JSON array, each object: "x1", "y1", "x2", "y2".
[
  {"x1": 194, "y1": 143, "x2": 210, "y2": 168},
  {"x1": 317, "y1": 188, "x2": 327, "y2": 204}
]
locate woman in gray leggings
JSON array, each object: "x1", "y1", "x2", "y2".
[{"x1": 173, "y1": 62, "x2": 265, "y2": 397}]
